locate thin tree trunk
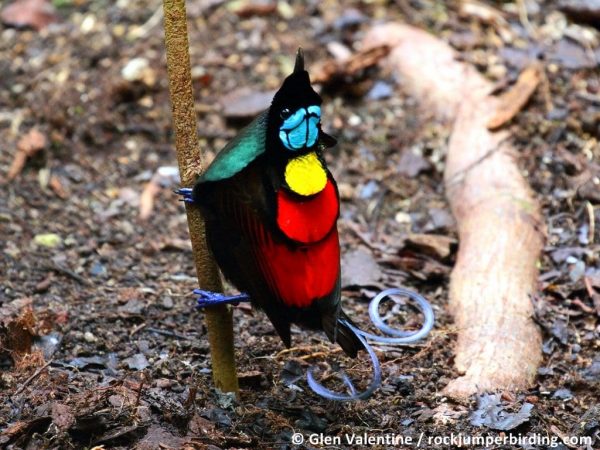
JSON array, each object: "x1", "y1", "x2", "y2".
[{"x1": 163, "y1": 0, "x2": 238, "y2": 394}]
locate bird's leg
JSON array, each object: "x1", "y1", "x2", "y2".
[
  {"x1": 193, "y1": 289, "x2": 250, "y2": 308},
  {"x1": 175, "y1": 187, "x2": 194, "y2": 204}
]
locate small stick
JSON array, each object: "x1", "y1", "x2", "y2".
[
  {"x1": 586, "y1": 202, "x2": 595, "y2": 245},
  {"x1": 146, "y1": 327, "x2": 191, "y2": 340},
  {"x1": 162, "y1": 0, "x2": 238, "y2": 394},
  {"x1": 14, "y1": 360, "x2": 52, "y2": 396},
  {"x1": 45, "y1": 262, "x2": 91, "y2": 286}
]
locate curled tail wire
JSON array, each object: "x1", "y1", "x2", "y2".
[{"x1": 306, "y1": 288, "x2": 435, "y2": 401}]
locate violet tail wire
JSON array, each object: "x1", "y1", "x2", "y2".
[
  {"x1": 307, "y1": 319, "x2": 381, "y2": 401},
  {"x1": 360, "y1": 287, "x2": 435, "y2": 344},
  {"x1": 306, "y1": 288, "x2": 434, "y2": 401},
  {"x1": 191, "y1": 287, "x2": 434, "y2": 400}
]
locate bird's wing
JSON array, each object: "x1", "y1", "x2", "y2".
[{"x1": 200, "y1": 111, "x2": 268, "y2": 183}]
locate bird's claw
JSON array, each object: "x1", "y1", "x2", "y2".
[
  {"x1": 175, "y1": 187, "x2": 194, "y2": 204},
  {"x1": 193, "y1": 289, "x2": 250, "y2": 308}
]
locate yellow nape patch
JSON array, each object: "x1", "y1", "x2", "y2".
[{"x1": 284, "y1": 152, "x2": 327, "y2": 196}]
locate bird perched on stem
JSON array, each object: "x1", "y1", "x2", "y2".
[{"x1": 183, "y1": 49, "x2": 362, "y2": 357}]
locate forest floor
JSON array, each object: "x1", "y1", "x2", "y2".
[{"x1": 0, "y1": 0, "x2": 599, "y2": 449}]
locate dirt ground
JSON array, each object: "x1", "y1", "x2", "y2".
[{"x1": 0, "y1": 0, "x2": 599, "y2": 449}]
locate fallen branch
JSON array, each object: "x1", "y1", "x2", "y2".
[{"x1": 364, "y1": 24, "x2": 544, "y2": 398}]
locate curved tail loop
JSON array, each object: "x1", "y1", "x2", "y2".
[
  {"x1": 193, "y1": 287, "x2": 434, "y2": 401},
  {"x1": 306, "y1": 288, "x2": 435, "y2": 401}
]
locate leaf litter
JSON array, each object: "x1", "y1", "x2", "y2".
[{"x1": 0, "y1": 0, "x2": 598, "y2": 448}]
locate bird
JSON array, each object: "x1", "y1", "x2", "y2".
[{"x1": 187, "y1": 49, "x2": 363, "y2": 358}]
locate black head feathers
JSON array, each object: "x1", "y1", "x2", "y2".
[
  {"x1": 294, "y1": 47, "x2": 304, "y2": 73},
  {"x1": 270, "y1": 48, "x2": 321, "y2": 113}
]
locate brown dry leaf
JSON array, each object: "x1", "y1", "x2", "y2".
[
  {"x1": 232, "y1": 0, "x2": 276, "y2": 18},
  {"x1": 51, "y1": 403, "x2": 75, "y2": 430},
  {"x1": 49, "y1": 174, "x2": 68, "y2": 199},
  {"x1": 460, "y1": 0, "x2": 508, "y2": 26},
  {"x1": 487, "y1": 64, "x2": 542, "y2": 130},
  {"x1": 405, "y1": 233, "x2": 457, "y2": 260},
  {"x1": 397, "y1": 148, "x2": 432, "y2": 178},
  {"x1": 139, "y1": 166, "x2": 180, "y2": 220},
  {"x1": 139, "y1": 180, "x2": 161, "y2": 220},
  {"x1": 237, "y1": 370, "x2": 266, "y2": 388},
  {"x1": 158, "y1": 237, "x2": 192, "y2": 252},
  {"x1": 311, "y1": 45, "x2": 390, "y2": 85},
  {"x1": 136, "y1": 425, "x2": 186, "y2": 450},
  {"x1": 341, "y1": 245, "x2": 381, "y2": 288},
  {"x1": 0, "y1": 300, "x2": 37, "y2": 362},
  {"x1": 0, "y1": 416, "x2": 52, "y2": 446},
  {"x1": 383, "y1": 251, "x2": 449, "y2": 280},
  {"x1": 584, "y1": 275, "x2": 600, "y2": 315},
  {"x1": 1, "y1": 0, "x2": 58, "y2": 31},
  {"x1": 6, "y1": 128, "x2": 47, "y2": 181},
  {"x1": 559, "y1": 0, "x2": 600, "y2": 28},
  {"x1": 220, "y1": 88, "x2": 277, "y2": 119}
]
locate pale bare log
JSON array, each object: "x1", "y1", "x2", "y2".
[{"x1": 364, "y1": 24, "x2": 544, "y2": 398}]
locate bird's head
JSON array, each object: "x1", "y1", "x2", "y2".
[{"x1": 268, "y1": 49, "x2": 323, "y2": 156}]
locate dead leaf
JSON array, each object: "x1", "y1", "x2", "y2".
[
  {"x1": 49, "y1": 174, "x2": 68, "y2": 199},
  {"x1": 548, "y1": 38, "x2": 600, "y2": 70},
  {"x1": 311, "y1": 45, "x2": 390, "y2": 85},
  {"x1": 397, "y1": 148, "x2": 432, "y2": 178},
  {"x1": 0, "y1": 417, "x2": 52, "y2": 447},
  {"x1": 470, "y1": 393, "x2": 534, "y2": 430},
  {"x1": 6, "y1": 128, "x2": 47, "y2": 181},
  {"x1": 559, "y1": 0, "x2": 600, "y2": 28},
  {"x1": 487, "y1": 64, "x2": 542, "y2": 130},
  {"x1": 237, "y1": 370, "x2": 266, "y2": 388},
  {"x1": 220, "y1": 88, "x2": 277, "y2": 119},
  {"x1": 136, "y1": 425, "x2": 186, "y2": 450},
  {"x1": 0, "y1": 299, "x2": 37, "y2": 362},
  {"x1": 341, "y1": 245, "x2": 381, "y2": 288},
  {"x1": 382, "y1": 243, "x2": 451, "y2": 280},
  {"x1": 51, "y1": 403, "x2": 75, "y2": 430},
  {"x1": 1, "y1": 0, "x2": 58, "y2": 31},
  {"x1": 460, "y1": 1, "x2": 508, "y2": 27},
  {"x1": 139, "y1": 166, "x2": 180, "y2": 220},
  {"x1": 139, "y1": 181, "x2": 161, "y2": 220},
  {"x1": 232, "y1": 0, "x2": 276, "y2": 18},
  {"x1": 583, "y1": 275, "x2": 600, "y2": 315},
  {"x1": 405, "y1": 233, "x2": 457, "y2": 260}
]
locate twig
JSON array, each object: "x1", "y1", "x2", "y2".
[
  {"x1": 146, "y1": 327, "x2": 191, "y2": 340},
  {"x1": 45, "y1": 262, "x2": 91, "y2": 286},
  {"x1": 134, "y1": 373, "x2": 145, "y2": 410},
  {"x1": 586, "y1": 202, "x2": 595, "y2": 245},
  {"x1": 130, "y1": 322, "x2": 147, "y2": 336},
  {"x1": 14, "y1": 360, "x2": 52, "y2": 396}
]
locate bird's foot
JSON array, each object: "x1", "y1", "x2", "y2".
[
  {"x1": 193, "y1": 289, "x2": 250, "y2": 308},
  {"x1": 175, "y1": 187, "x2": 194, "y2": 204}
]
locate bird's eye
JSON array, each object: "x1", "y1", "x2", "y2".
[{"x1": 280, "y1": 108, "x2": 291, "y2": 120}]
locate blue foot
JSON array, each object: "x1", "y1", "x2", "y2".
[
  {"x1": 175, "y1": 187, "x2": 194, "y2": 204},
  {"x1": 193, "y1": 289, "x2": 251, "y2": 308}
]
